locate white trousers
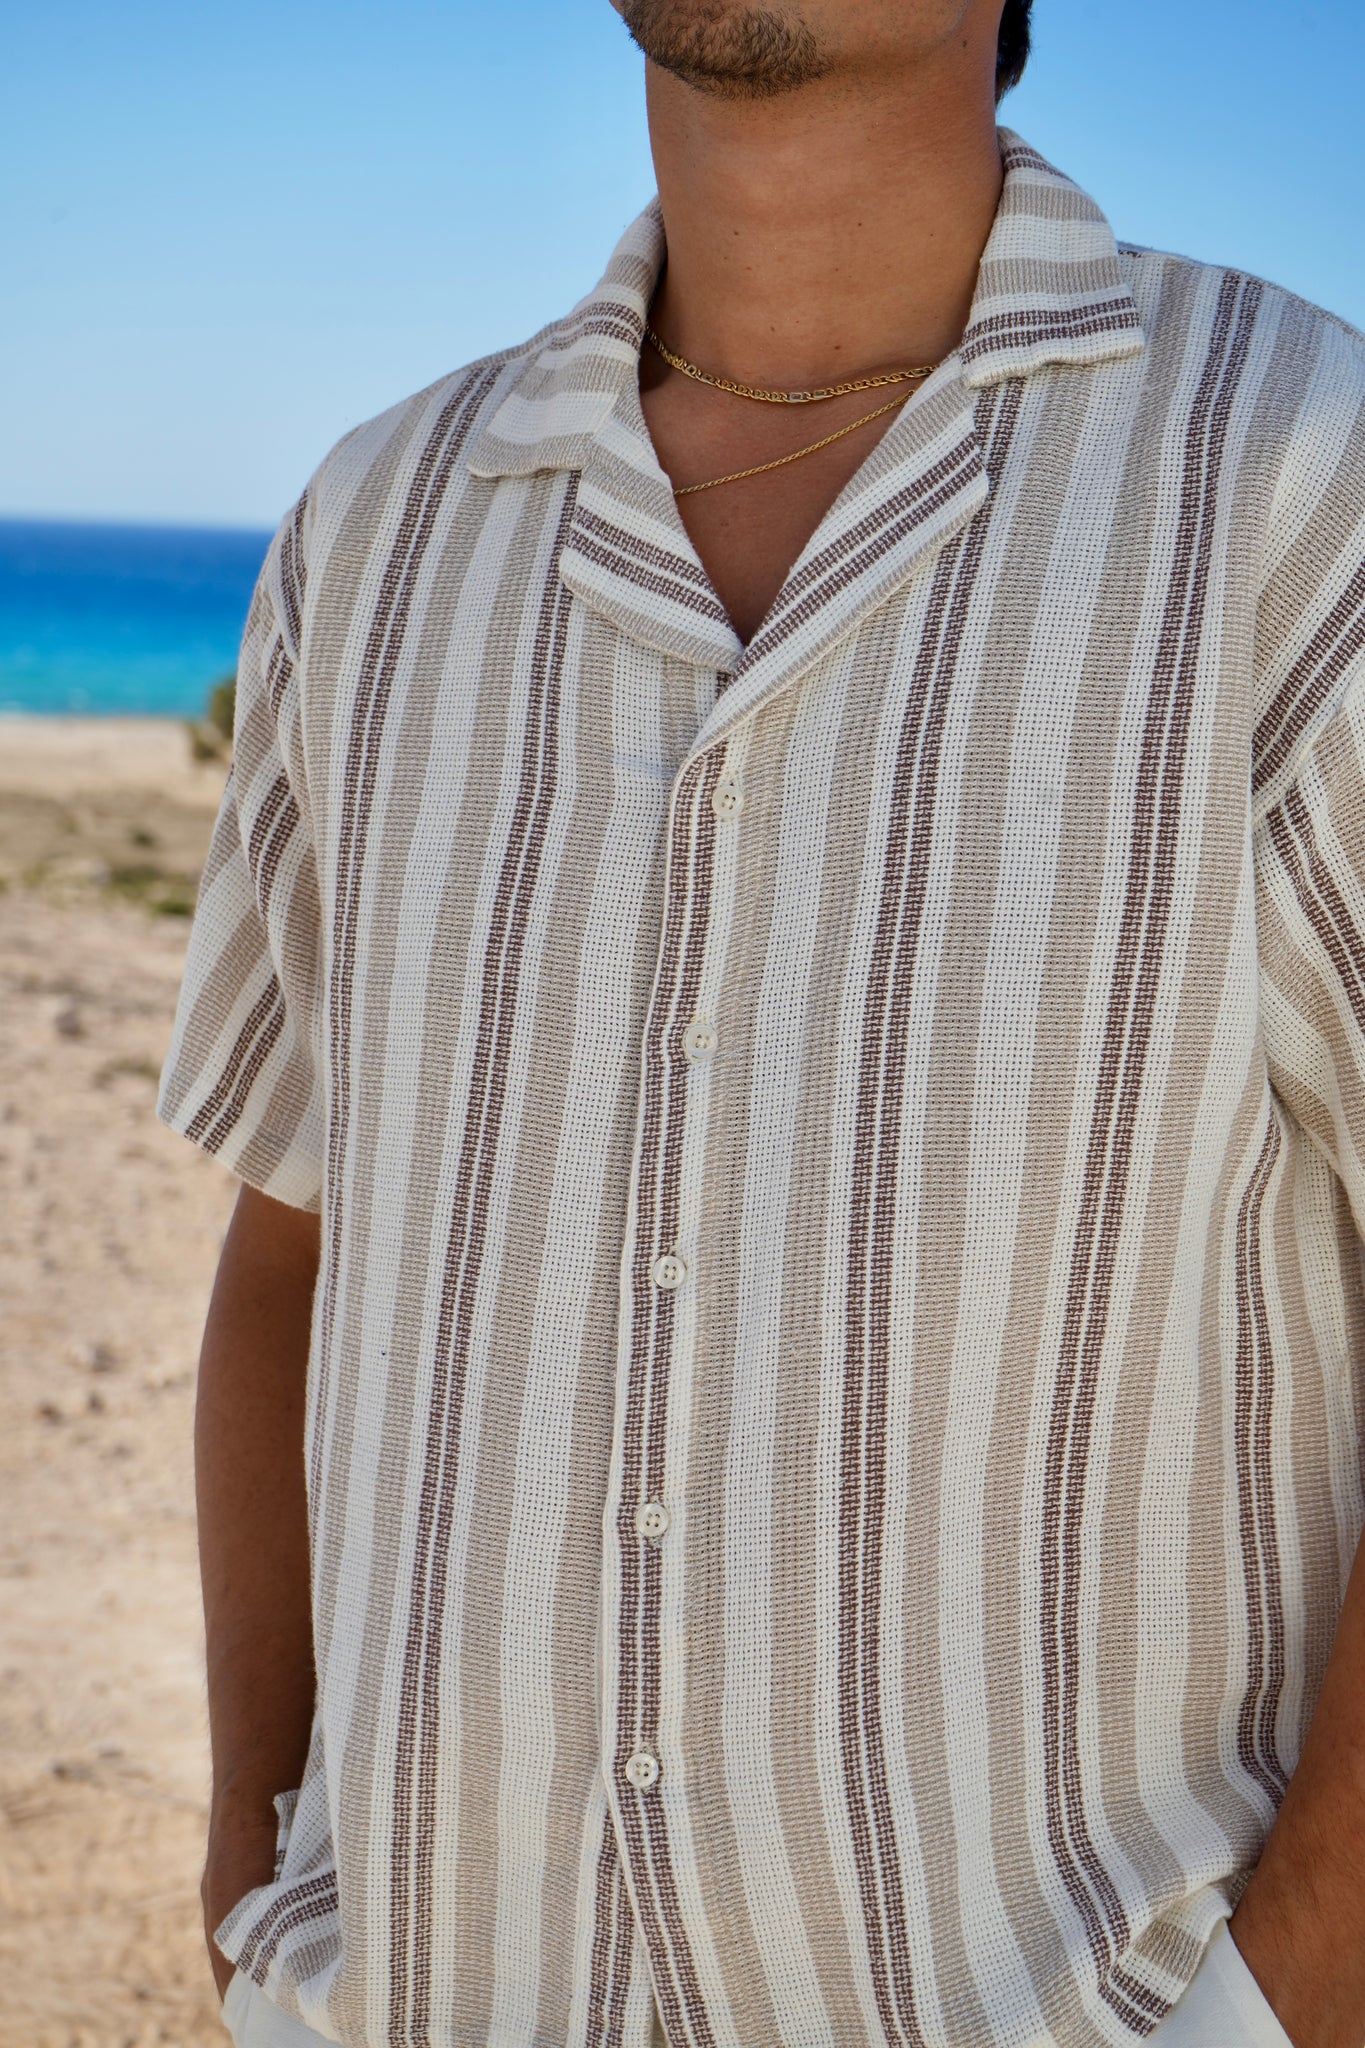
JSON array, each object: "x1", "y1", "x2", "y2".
[{"x1": 219, "y1": 1916, "x2": 1292, "y2": 2048}]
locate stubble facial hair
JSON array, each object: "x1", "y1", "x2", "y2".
[{"x1": 616, "y1": 0, "x2": 829, "y2": 98}]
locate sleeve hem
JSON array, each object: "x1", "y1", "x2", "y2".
[{"x1": 155, "y1": 1074, "x2": 324, "y2": 1214}]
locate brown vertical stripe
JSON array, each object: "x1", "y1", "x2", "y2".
[
  {"x1": 278, "y1": 489, "x2": 308, "y2": 655},
  {"x1": 586, "y1": 1807, "x2": 637, "y2": 2048},
  {"x1": 1270, "y1": 787, "x2": 1365, "y2": 1029},
  {"x1": 1233, "y1": 1115, "x2": 1291, "y2": 1805},
  {"x1": 1254, "y1": 563, "x2": 1365, "y2": 797}
]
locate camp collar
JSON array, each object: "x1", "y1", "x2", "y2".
[{"x1": 465, "y1": 128, "x2": 1146, "y2": 485}]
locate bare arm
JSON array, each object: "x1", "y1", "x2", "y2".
[
  {"x1": 1231, "y1": 1525, "x2": 1365, "y2": 2048},
  {"x1": 195, "y1": 1180, "x2": 321, "y2": 2001}
]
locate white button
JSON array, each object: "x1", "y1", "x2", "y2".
[
  {"x1": 650, "y1": 1251, "x2": 687, "y2": 1292},
  {"x1": 635, "y1": 1500, "x2": 671, "y2": 1541},
  {"x1": 712, "y1": 773, "x2": 743, "y2": 819},
  {"x1": 624, "y1": 1750, "x2": 661, "y2": 1790},
  {"x1": 683, "y1": 1017, "x2": 717, "y2": 1063}
]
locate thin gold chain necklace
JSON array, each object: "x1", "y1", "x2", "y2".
[
  {"x1": 644, "y1": 324, "x2": 936, "y2": 405},
  {"x1": 672, "y1": 391, "x2": 917, "y2": 498}
]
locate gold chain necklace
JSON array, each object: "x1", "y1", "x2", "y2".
[
  {"x1": 643, "y1": 324, "x2": 940, "y2": 497},
  {"x1": 644, "y1": 324, "x2": 935, "y2": 404},
  {"x1": 673, "y1": 392, "x2": 915, "y2": 498}
]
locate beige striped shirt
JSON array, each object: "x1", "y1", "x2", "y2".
[{"x1": 157, "y1": 131, "x2": 1365, "y2": 2048}]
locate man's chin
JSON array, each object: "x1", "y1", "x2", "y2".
[{"x1": 616, "y1": 0, "x2": 829, "y2": 99}]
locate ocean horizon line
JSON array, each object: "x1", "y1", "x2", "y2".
[{"x1": 0, "y1": 511, "x2": 276, "y2": 540}]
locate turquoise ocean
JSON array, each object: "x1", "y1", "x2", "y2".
[{"x1": 0, "y1": 517, "x2": 273, "y2": 718}]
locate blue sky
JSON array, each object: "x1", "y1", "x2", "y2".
[{"x1": 5, "y1": 0, "x2": 1364, "y2": 529}]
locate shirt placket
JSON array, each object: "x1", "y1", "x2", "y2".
[{"x1": 600, "y1": 713, "x2": 750, "y2": 2045}]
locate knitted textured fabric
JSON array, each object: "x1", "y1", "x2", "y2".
[{"x1": 158, "y1": 133, "x2": 1365, "y2": 2048}]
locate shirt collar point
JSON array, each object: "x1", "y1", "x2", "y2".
[
  {"x1": 958, "y1": 319, "x2": 1148, "y2": 391},
  {"x1": 464, "y1": 438, "x2": 591, "y2": 482}
]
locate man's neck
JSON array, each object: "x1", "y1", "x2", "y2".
[{"x1": 643, "y1": 51, "x2": 1006, "y2": 391}]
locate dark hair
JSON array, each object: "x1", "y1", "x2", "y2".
[{"x1": 996, "y1": 0, "x2": 1033, "y2": 101}]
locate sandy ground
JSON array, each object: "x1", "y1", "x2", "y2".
[{"x1": 0, "y1": 718, "x2": 241, "y2": 2047}]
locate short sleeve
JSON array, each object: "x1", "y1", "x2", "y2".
[
  {"x1": 1257, "y1": 660, "x2": 1365, "y2": 1234},
  {"x1": 155, "y1": 494, "x2": 327, "y2": 1212}
]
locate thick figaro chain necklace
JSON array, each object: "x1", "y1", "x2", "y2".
[
  {"x1": 643, "y1": 325, "x2": 941, "y2": 498},
  {"x1": 644, "y1": 324, "x2": 936, "y2": 405}
]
